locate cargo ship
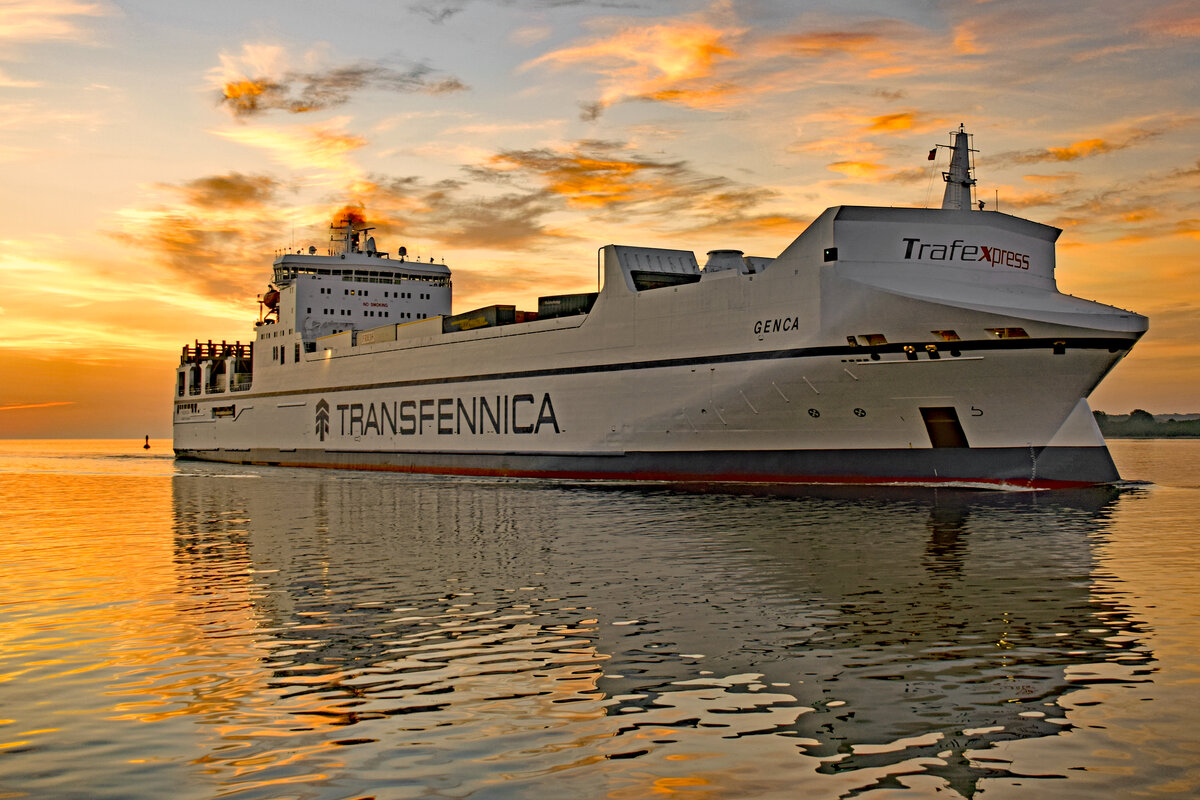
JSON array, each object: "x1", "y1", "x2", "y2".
[{"x1": 173, "y1": 127, "x2": 1148, "y2": 488}]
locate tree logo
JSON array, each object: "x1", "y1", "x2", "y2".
[{"x1": 315, "y1": 398, "x2": 330, "y2": 441}]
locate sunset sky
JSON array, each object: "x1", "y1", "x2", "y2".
[{"x1": 0, "y1": 0, "x2": 1196, "y2": 437}]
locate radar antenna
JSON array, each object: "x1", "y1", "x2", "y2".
[{"x1": 329, "y1": 214, "x2": 375, "y2": 255}]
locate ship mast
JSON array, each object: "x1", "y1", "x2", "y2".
[
  {"x1": 330, "y1": 215, "x2": 375, "y2": 256},
  {"x1": 941, "y1": 124, "x2": 977, "y2": 211}
]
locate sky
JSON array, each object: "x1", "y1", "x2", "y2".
[{"x1": 0, "y1": 0, "x2": 1197, "y2": 437}]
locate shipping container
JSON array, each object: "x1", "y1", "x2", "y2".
[
  {"x1": 316, "y1": 330, "x2": 355, "y2": 350},
  {"x1": 443, "y1": 304, "x2": 516, "y2": 333},
  {"x1": 356, "y1": 324, "x2": 399, "y2": 345},
  {"x1": 537, "y1": 292, "x2": 598, "y2": 319}
]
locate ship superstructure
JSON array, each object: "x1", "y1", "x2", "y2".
[{"x1": 174, "y1": 130, "x2": 1147, "y2": 488}]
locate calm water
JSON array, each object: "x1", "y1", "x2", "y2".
[{"x1": 1, "y1": 439, "x2": 1198, "y2": 799}]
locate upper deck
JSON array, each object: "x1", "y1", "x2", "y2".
[{"x1": 272, "y1": 238, "x2": 450, "y2": 288}]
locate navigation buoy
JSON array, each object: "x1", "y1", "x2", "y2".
[{"x1": 144, "y1": 435, "x2": 150, "y2": 450}]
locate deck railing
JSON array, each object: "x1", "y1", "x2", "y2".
[{"x1": 181, "y1": 340, "x2": 252, "y2": 364}]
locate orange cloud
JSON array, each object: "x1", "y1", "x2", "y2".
[
  {"x1": 868, "y1": 112, "x2": 920, "y2": 132},
  {"x1": 952, "y1": 22, "x2": 986, "y2": 55},
  {"x1": 484, "y1": 150, "x2": 664, "y2": 210},
  {"x1": 1139, "y1": 3, "x2": 1200, "y2": 38},
  {"x1": 989, "y1": 190, "x2": 1063, "y2": 210},
  {"x1": 787, "y1": 129, "x2": 888, "y2": 162},
  {"x1": 0, "y1": 400, "x2": 74, "y2": 411},
  {"x1": 1001, "y1": 127, "x2": 1163, "y2": 165},
  {"x1": 526, "y1": 14, "x2": 743, "y2": 113},
  {"x1": 0, "y1": 240, "x2": 242, "y2": 358},
  {"x1": 1172, "y1": 218, "x2": 1200, "y2": 239},
  {"x1": 0, "y1": 1, "x2": 108, "y2": 45},
  {"x1": 217, "y1": 66, "x2": 466, "y2": 118},
  {"x1": 101, "y1": 172, "x2": 540, "y2": 337},
  {"x1": 1024, "y1": 172, "x2": 1080, "y2": 184},
  {"x1": 1042, "y1": 183, "x2": 1200, "y2": 246},
  {"x1": 525, "y1": 9, "x2": 979, "y2": 124},
  {"x1": 211, "y1": 43, "x2": 466, "y2": 119},
  {"x1": 311, "y1": 177, "x2": 563, "y2": 252},
  {"x1": 785, "y1": 108, "x2": 949, "y2": 180},
  {"x1": 827, "y1": 160, "x2": 888, "y2": 179},
  {"x1": 103, "y1": 175, "x2": 303, "y2": 309},
  {"x1": 220, "y1": 78, "x2": 283, "y2": 117},
  {"x1": 1047, "y1": 138, "x2": 1118, "y2": 161},
  {"x1": 429, "y1": 194, "x2": 561, "y2": 249},
  {"x1": 473, "y1": 141, "x2": 746, "y2": 217},
  {"x1": 686, "y1": 213, "x2": 810, "y2": 240},
  {"x1": 459, "y1": 140, "x2": 798, "y2": 249},
  {"x1": 866, "y1": 64, "x2": 922, "y2": 79},
  {"x1": 174, "y1": 173, "x2": 280, "y2": 209},
  {"x1": 757, "y1": 18, "x2": 924, "y2": 74},
  {"x1": 761, "y1": 30, "x2": 885, "y2": 57},
  {"x1": 886, "y1": 167, "x2": 937, "y2": 184},
  {"x1": 214, "y1": 118, "x2": 366, "y2": 177}
]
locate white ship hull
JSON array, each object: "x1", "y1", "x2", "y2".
[{"x1": 175, "y1": 203, "x2": 1145, "y2": 489}]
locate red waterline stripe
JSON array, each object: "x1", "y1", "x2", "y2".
[{"x1": 236, "y1": 459, "x2": 1095, "y2": 491}]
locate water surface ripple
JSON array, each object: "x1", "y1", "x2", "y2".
[{"x1": 1, "y1": 439, "x2": 1197, "y2": 798}]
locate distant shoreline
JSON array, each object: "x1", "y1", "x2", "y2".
[
  {"x1": 1095, "y1": 411, "x2": 1200, "y2": 439},
  {"x1": 1103, "y1": 434, "x2": 1200, "y2": 439}
]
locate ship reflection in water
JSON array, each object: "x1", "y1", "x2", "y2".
[{"x1": 168, "y1": 469, "x2": 1152, "y2": 799}]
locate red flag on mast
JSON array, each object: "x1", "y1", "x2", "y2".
[{"x1": 928, "y1": 147, "x2": 937, "y2": 160}]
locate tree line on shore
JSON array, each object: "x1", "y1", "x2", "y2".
[{"x1": 1094, "y1": 410, "x2": 1200, "y2": 437}]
